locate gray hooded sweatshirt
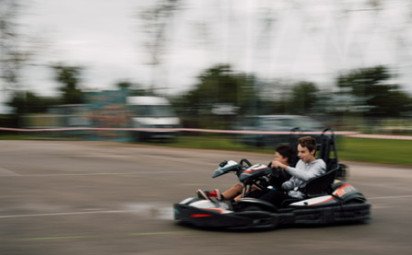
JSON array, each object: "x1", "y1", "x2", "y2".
[{"x1": 282, "y1": 159, "x2": 326, "y2": 199}]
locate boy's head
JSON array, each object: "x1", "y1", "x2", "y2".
[
  {"x1": 274, "y1": 144, "x2": 293, "y2": 165},
  {"x1": 297, "y1": 136, "x2": 317, "y2": 163}
]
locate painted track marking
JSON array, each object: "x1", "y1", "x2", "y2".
[
  {"x1": 0, "y1": 194, "x2": 411, "y2": 220},
  {"x1": 0, "y1": 166, "x2": 20, "y2": 176}
]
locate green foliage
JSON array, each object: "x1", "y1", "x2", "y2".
[
  {"x1": 337, "y1": 66, "x2": 390, "y2": 96},
  {"x1": 255, "y1": 81, "x2": 320, "y2": 115},
  {"x1": 139, "y1": 0, "x2": 182, "y2": 91},
  {"x1": 6, "y1": 91, "x2": 60, "y2": 127},
  {"x1": 288, "y1": 81, "x2": 319, "y2": 114},
  {"x1": 7, "y1": 91, "x2": 60, "y2": 115},
  {"x1": 0, "y1": 114, "x2": 16, "y2": 128},
  {"x1": 52, "y1": 64, "x2": 84, "y2": 104},
  {"x1": 115, "y1": 80, "x2": 153, "y2": 96},
  {"x1": 174, "y1": 64, "x2": 258, "y2": 128},
  {"x1": 192, "y1": 65, "x2": 250, "y2": 106},
  {"x1": 337, "y1": 66, "x2": 411, "y2": 117},
  {"x1": 0, "y1": 1, "x2": 23, "y2": 88},
  {"x1": 116, "y1": 81, "x2": 133, "y2": 90}
]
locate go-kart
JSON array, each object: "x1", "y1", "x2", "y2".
[{"x1": 173, "y1": 130, "x2": 370, "y2": 230}]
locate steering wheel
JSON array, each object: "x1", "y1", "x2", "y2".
[{"x1": 239, "y1": 159, "x2": 252, "y2": 169}]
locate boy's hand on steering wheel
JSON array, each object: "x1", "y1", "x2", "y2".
[{"x1": 272, "y1": 160, "x2": 287, "y2": 170}]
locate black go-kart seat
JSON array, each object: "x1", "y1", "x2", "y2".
[
  {"x1": 280, "y1": 168, "x2": 338, "y2": 207},
  {"x1": 317, "y1": 129, "x2": 347, "y2": 178},
  {"x1": 317, "y1": 129, "x2": 337, "y2": 170},
  {"x1": 303, "y1": 168, "x2": 338, "y2": 197}
]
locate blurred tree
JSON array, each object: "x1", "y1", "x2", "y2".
[
  {"x1": 337, "y1": 65, "x2": 411, "y2": 117},
  {"x1": 0, "y1": 1, "x2": 37, "y2": 92},
  {"x1": 138, "y1": 0, "x2": 181, "y2": 92},
  {"x1": 7, "y1": 91, "x2": 60, "y2": 115},
  {"x1": 0, "y1": 0, "x2": 23, "y2": 90},
  {"x1": 116, "y1": 80, "x2": 133, "y2": 90},
  {"x1": 288, "y1": 81, "x2": 319, "y2": 114},
  {"x1": 1, "y1": 0, "x2": 46, "y2": 127},
  {"x1": 174, "y1": 64, "x2": 258, "y2": 128},
  {"x1": 52, "y1": 64, "x2": 84, "y2": 104},
  {"x1": 115, "y1": 80, "x2": 152, "y2": 96}
]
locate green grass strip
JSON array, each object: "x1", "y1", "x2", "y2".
[
  {"x1": 2, "y1": 133, "x2": 411, "y2": 166},
  {"x1": 338, "y1": 137, "x2": 412, "y2": 165}
]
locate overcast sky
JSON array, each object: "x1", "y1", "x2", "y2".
[{"x1": 2, "y1": 0, "x2": 412, "y2": 112}]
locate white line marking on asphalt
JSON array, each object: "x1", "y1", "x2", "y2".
[
  {"x1": 0, "y1": 171, "x2": 186, "y2": 178},
  {"x1": 0, "y1": 202, "x2": 174, "y2": 220},
  {"x1": 0, "y1": 166, "x2": 20, "y2": 176},
  {"x1": 32, "y1": 173, "x2": 136, "y2": 177},
  {"x1": 0, "y1": 172, "x2": 135, "y2": 178},
  {"x1": 0, "y1": 210, "x2": 131, "y2": 219},
  {"x1": 20, "y1": 230, "x2": 195, "y2": 241},
  {"x1": 1, "y1": 195, "x2": 410, "y2": 220}
]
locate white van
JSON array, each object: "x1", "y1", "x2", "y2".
[{"x1": 127, "y1": 96, "x2": 180, "y2": 140}]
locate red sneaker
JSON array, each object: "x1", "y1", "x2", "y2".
[{"x1": 208, "y1": 189, "x2": 222, "y2": 200}]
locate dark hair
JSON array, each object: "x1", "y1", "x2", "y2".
[
  {"x1": 298, "y1": 136, "x2": 317, "y2": 152},
  {"x1": 276, "y1": 144, "x2": 294, "y2": 164}
]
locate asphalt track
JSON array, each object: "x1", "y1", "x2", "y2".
[{"x1": 0, "y1": 140, "x2": 411, "y2": 255}]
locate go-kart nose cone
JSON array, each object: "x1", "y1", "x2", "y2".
[
  {"x1": 212, "y1": 168, "x2": 225, "y2": 178},
  {"x1": 212, "y1": 160, "x2": 240, "y2": 178}
]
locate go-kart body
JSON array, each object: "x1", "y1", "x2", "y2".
[
  {"x1": 174, "y1": 130, "x2": 370, "y2": 230},
  {"x1": 174, "y1": 164, "x2": 370, "y2": 230}
]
